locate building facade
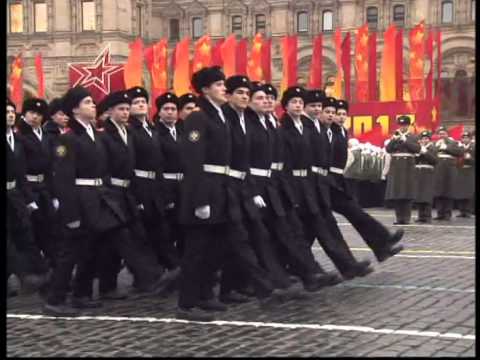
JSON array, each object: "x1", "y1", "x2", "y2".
[{"x1": 6, "y1": 0, "x2": 476, "y2": 125}]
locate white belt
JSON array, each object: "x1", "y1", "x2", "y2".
[
  {"x1": 329, "y1": 167, "x2": 344, "y2": 175},
  {"x1": 292, "y1": 169, "x2": 308, "y2": 177},
  {"x1": 250, "y1": 167, "x2": 272, "y2": 178},
  {"x1": 134, "y1": 169, "x2": 156, "y2": 179},
  {"x1": 110, "y1": 178, "x2": 131, "y2": 188},
  {"x1": 438, "y1": 154, "x2": 455, "y2": 159},
  {"x1": 415, "y1": 164, "x2": 434, "y2": 169},
  {"x1": 163, "y1": 173, "x2": 184, "y2": 181},
  {"x1": 463, "y1": 165, "x2": 472, "y2": 168},
  {"x1": 311, "y1": 166, "x2": 328, "y2": 176},
  {"x1": 271, "y1": 162, "x2": 284, "y2": 171},
  {"x1": 227, "y1": 168, "x2": 247, "y2": 180},
  {"x1": 392, "y1": 153, "x2": 415, "y2": 158},
  {"x1": 7, "y1": 180, "x2": 16, "y2": 190},
  {"x1": 75, "y1": 178, "x2": 103, "y2": 186},
  {"x1": 26, "y1": 174, "x2": 45, "y2": 183},
  {"x1": 203, "y1": 164, "x2": 230, "y2": 175}
]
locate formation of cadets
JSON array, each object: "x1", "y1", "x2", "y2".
[{"x1": 5, "y1": 65, "x2": 473, "y2": 321}]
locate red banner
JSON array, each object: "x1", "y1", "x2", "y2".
[
  {"x1": 236, "y1": 38, "x2": 248, "y2": 75},
  {"x1": 341, "y1": 33, "x2": 351, "y2": 101},
  {"x1": 308, "y1": 35, "x2": 322, "y2": 89},
  {"x1": 368, "y1": 32, "x2": 377, "y2": 101},
  {"x1": 9, "y1": 53, "x2": 24, "y2": 112},
  {"x1": 247, "y1": 33, "x2": 264, "y2": 81},
  {"x1": 262, "y1": 37, "x2": 272, "y2": 83},
  {"x1": 34, "y1": 53, "x2": 45, "y2": 98},
  {"x1": 355, "y1": 24, "x2": 369, "y2": 102}
]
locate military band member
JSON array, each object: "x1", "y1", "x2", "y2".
[
  {"x1": 413, "y1": 131, "x2": 438, "y2": 223},
  {"x1": 433, "y1": 126, "x2": 464, "y2": 220},
  {"x1": 455, "y1": 131, "x2": 475, "y2": 217},
  {"x1": 385, "y1": 115, "x2": 421, "y2": 224}
]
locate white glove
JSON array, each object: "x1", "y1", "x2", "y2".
[
  {"x1": 166, "y1": 202, "x2": 175, "y2": 209},
  {"x1": 52, "y1": 198, "x2": 60, "y2": 211},
  {"x1": 440, "y1": 143, "x2": 447, "y2": 150},
  {"x1": 194, "y1": 205, "x2": 211, "y2": 219},
  {"x1": 137, "y1": 204, "x2": 145, "y2": 210},
  {"x1": 465, "y1": 153, "x2": 471, "y2": 159},
  {"x1": 253, "y1": 195, "x2": 267, "y2": 208},
  {"x1": 66, "y1": 220, "x2": 81, "y2": 229},
  {"x1": 400, "y1": 135, "x2": 407, "y2": 142},
  {"x1": 27, "y1": 202, "x2": 39, "y2": 212},
  {"x1": 420, "y1": 146, "x2": 427, "y2": 154}
]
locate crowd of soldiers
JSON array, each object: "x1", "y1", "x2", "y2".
[{"x1": 11, "y1": 64, "x2": 470, "y2": 322}]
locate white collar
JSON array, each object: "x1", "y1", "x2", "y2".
[
  {"x1": 110, "y1": 118, "x2": 127, "y2": 133},
  {"x1": 7, "y1": 128, "x2": 14, "y2": 138},
  {"x1": 206, "y1": 96, "x2": 224, "y2": 115},
  {"x1": 75, "y1": 117, "x2": 93, "y2": 131},
  {"x1": 160, "y1": 120, "x2": 176, "y2": 130}
]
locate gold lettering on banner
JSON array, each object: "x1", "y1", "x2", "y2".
[
  {"x1": 352, "y1": 116, "x2": 372, "y2": 137},
  {"x1": 376, "y1": 115, "x2": 390, "y2": 136}
]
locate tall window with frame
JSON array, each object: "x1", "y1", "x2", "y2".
[
  {"x1": 255, "y1": 14, "x2": 266, "y2": 34},
  {"x1": 366, "y1": 6, "x2": 378, "y2": 30},
  {"x1": 34, "y1": 2, "x2": 48, "y2": 32},
  {"x1": 297, "y1": 11, "x2": 309, "y2": 33},
  {"x1": 82, "y1": 0, "x2": 96, "y2": 31},
  {"x1": 322, "y1": 10, "x2": 333, "y2": 32},
  {"x1": 472, "y1": 0, "x2": 475, "y2": 21},
  {"x1": 136, "y1": 4, "x2": 143, "y2": 36},
  {"x1": 192, "y1": 17, "x2": 203, "y2": 39},
  {"x1": 232, "y1": 15, "x2": 242, "y2": 35},
  {"x1": 9, "y1": 3, "x2": 24, "y2": 33},
  {"x1": 393, "y1": 4, "x2": 405, "y2": 27},
  {"x1": 169, "y1": 19, "x2": 180, "y2": 41},
  {"x1": 441, "y1": 0, "x2": 453, "y2": 24}
]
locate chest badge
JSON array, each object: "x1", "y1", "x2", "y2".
[
  {"x1": 188, "y1": 130, "x2": 200, "y2": 142},
  {"x1": 55, "y1": 145, "x2": 67, "y2": 157}
]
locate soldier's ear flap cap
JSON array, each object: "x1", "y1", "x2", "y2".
[
  {"x1": 420, "y1": 130, "x2": 431, "y2": 138},
  {"x1": 7, "y1": 97, "x2": 16, "y2": 110},
  {"x1": 127, "y1": 86, "x2": 149, "y2": 102},
  {"x1": 397, "y1": 115, "x2": 411, "y2": 125},
  {"x1": 191, "y1": 66, "x2": 225, "y2": 93},
  {"x1": 436, "y1": 126, "x2": 448, "y2": 134}
]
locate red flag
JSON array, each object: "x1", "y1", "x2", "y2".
[
  {"x1": 221, "y1": 35, "x2": 237, "y2": 77},
  {"x1": 262, "y1": 37, "x2": 272, "y2": 83},
  {"x1": 192, "y1": 35, "x2": 212, "y2": 73},
  {"x1": 173, "y1": 37, "x2": 191, "y2": 96},
  {"x1": 212, "y1": 38, "x2": 225, "y2": 67},
  {"x1": 124, "y1": 38, "x2": 144, "y2": 88},
  {"x1": 280, "y1": 35, "x2": 298, "y2": 96},
  {"x1": 9, "y1": 53, "x2": 24, "y2": 112},
  {"x1": 236, "y1": 38, "x2": 248, "y2": 75},
  {"x1": 34, "y1": 53, "x2": 45, "y2": 98},
  {"x1": 425, "y1": 31, "x2": 434, "y2": 100},
  {"x1": 368, "y1": 32, "x2": 377, "y2": 101},
  {"x1": 247, "y1": 33, "x2": 264, "y2": 81},
  {"x1": 309, "y1": 35, "x2": 323, "y2": 89},
  {"x1": 409, "y1": 21, "x2": 425, "y2": 101},
  {"x1": 436, "y1": 30, "x2": 442, "y2": 98},
  {"x1": 341, "y1": 33, "x2": 351, "y2": 101},
  {"x1": 144, "y1": 39, "x2": 168, "y2": 116},
  {"x1": 355, "y1": 24, "x2": 369, "y2": 102},
  {"x1": 356, "y1": 126, "x2": 386, "y2": 147},
  {"x1": 332, "y1": 29, "x2": 343, "y2": 98},
  {"x1": 449, "y1": 124, "x2": 464, "y2": 141},
  {"x1": 380, "y1": 25, "x2": 397, "y2": 101},
  {"x1": 395, "y1": 29, "x2": 403, "y2": 101}
]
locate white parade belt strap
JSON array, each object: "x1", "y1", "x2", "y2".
[
  {"x1": 329, "y1": 167, "x2": 344, "y2": 174},
  {"x1": 415, "y1": 164, "x2": 434, "y2": 169},
  {"x1": 227, "y1": 168, "x2": 247, "y2": 180},
  {"x1": 163, "y1": 173, "x2": 184, "y2": 181},
  {"x1": 7, "y1": 180, "x2": 16, "y2": 190},
  {"x1": 292, "y1": 169, "x2": 308, "y2": 177},
  {"x1": 75, "y1": 178, "x2": 103, "y2": 186},
  {"x1": 26, "y1": 174, "x2": 45, "y2": 183},
  {"x1": 203, "y1": 164, "x2": 230, "y2": 175},
  {"x1": 438, "y1": 154, "x2": 455, "y2": 159},
  {"x1": 462, "y1": 165, "x2": 472, "y2": 168},
  {"x1": 271, "y1": 162, "x2": 284, "y2": 171},
  {"x1": 391, "y1": 153, "x2": 415, "y2": 157},
  {"x1": 250, "y1": 167, "x2": 272, "y2": 178},
  {"x1": 110, "y1": 178, "x2": 131, "y2": 188},
  {"x1": 311, "y1": 166, "x2": 328, "y2": 176},
  {"x1": 134, "y1": 169, "x2": 156, "y2": 179}
]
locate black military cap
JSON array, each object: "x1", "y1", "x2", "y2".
[
  {"x1": 419, "y1": 130, "x2": 432, "y2": 139},
  {"x1": 22, "y1": 97, "x2": 49, "y2": 118},
  {"x1": 336, "y1": 99, "x2": 349, "y2": 112},
  {"x1": 281, "y1": 86, "x2": 306, "y2": 108},
  {"x1": 304, "y1": 89, "x2": 326, "y2": 105},
  {"x1": 48, "y1": 98, "x2": 64, "y2": 117},
  {"x1": 127, "y1": 86, "x2": 149, "y2": 102},
  {"x1": 7, "y1": 97, "x2": 16, "y2": 110},
  {"x1": 95, "y1": 97, "x2": 109, "y2": 117},
  {"x1": 436, "y1": 126, "x2": 448, "y2": 133},
  {"x1": 397, "y1": 115, "x2": 411, "y2": 125},
  {"x1": 461, "y1": 131, "x2": 472, "y2": 138},
  {"x1": 262, "y1": 83, "x2": 278, "y2": 99},
  {"x1": 156, "y1": 92, "x2": 178, "y2": 110},
  {"x1": 191, "y1": 66, "x2": 225, "y2": 93},
  {"x1": 62, "y1": 86, "x2": 91, "y2": 117},
  {"x1": 250, "y1": 81, "x2": 266, "y2": 97},
  {"x1": 178, "y1": 93, "x2": 197, "y2": 110},
  {"x1": 105, "y1": 90, "x2": 131, "y2": 109},
  {"x1": 226, "y1": 75, "x2": 251, "y2": 94},
  {"x1": 322, "y1": 96, "x2": 337, "y2": 110}
]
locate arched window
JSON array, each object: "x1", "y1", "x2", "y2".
[
  {"x1": 192, "y1": 17, "x2": 203, "y2": 39},
  {"x1": 136, "y1": 4, "x2": 143, "y2": 36},
  {"x1": 297, "y1": 11, "x2": 309, "y2": 33},
  {"x1": 441, "y1": 0, "x2": 453, "y2": 23},
  {"x1": 367, "y1": 6, "x2": 378, "y2": 30},
  {"x1": 232, "y1": 15, "x2": 242, "y2": 34},
  {"x1": 34, "y1": 2, "x2": 48, "y2": 32},
  {"x1": 8, "y1": 2, "x2": 23, "y2": 33},
  {"x1": 169, "y1": 19, "x2": 180, "y2": 41},
  {"x1": 255, "y1": 14, "x2": 266, "y2": 33},
  {"x1": 322, "y1": 10, "x2": 333, "y2": 31},
  {"x1": 393, "y1": 4, "x2": 405, "y2": 26},
  {"x1": 82, "y1": 0, "x2": 96, "y2": 31}
]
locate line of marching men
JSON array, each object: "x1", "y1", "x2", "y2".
[{"x1": 7, "y1": 66, "x2": 406, "y2": 322}]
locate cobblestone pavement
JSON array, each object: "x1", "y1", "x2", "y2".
[{"x1": 7, "y1": 208, "x2": 476, "y2": 357}]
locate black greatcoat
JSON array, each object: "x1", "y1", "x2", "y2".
[
  {"x1": 414, "y1": 143, "x2": 438, "y2": 204},
  {"x1": 455, "y1": 142, "x2": 475, "y2": 200},
  {"x1": 433, "y1": 137, "x2": 464, "y2": 198},
  {"x1": 43, "y1": 120, "x2": 64, "y2": 154},
  {"x1": 178, "y1": 96, "x2": 239, "y2": 224},
  {"x1": 328, "y1": 122, "x2": 354, "y2": 197}
]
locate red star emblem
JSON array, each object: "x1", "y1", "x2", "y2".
[{"x1": 68, "y1": 45, "x2": 124, "y2": 99}]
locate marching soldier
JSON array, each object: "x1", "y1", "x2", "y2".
[
  {"x1": 385, "y1": 115, "x2": 421, "y2": 224},
  {"x1": 455, "y1": 131, "x2": 475, "y2": 217},
  {"x1": 43, "y1": 98, "x2": 68, "y2": 146},
  {"x1": 433, "y1": 126, "x2": 464, "y2": 220},
  {"x1": 413, "y1": 131, "x2": 438, "y2": 223},
  {"x1": 177, "y1": 93, "x2": 198, "y2": 122}
]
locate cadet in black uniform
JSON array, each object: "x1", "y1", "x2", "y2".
[
  {"x1": 177, "y1": 93, "x2": 198, "y2": 132},
  {"x1": 7, "y1": 98, "x2": 49, "y2": 294},
  {"x1": 413, "y1": 131, "x2": 438, "y2": 223},
  {"x1": 385, "y1": 116, "x2": 422, "y2": 224},
  {"x1": 43, "y1": 98, "x2": 68, "y2": 148},
  {"x1": 177, "y1": 66, "x2": 280, "y2": 322},
  {"x1": 455, "y1": 131, "x2": 475, "y2": 217},
  {"x1": 327, "y1": 98, "x2": 405, "y2": 263},
  {"x1": 433, "y1": 126, "x2": 464, "y2": 220}
]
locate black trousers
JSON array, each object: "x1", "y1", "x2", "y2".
[
  {"x1": 330, "y1": 186, "x2": 392, "y2": 257},
  {"x1": 30, "y1": 207, "x2": 58, "y2": 269},
  {"x1": 391, "y1": 199, "x2": 413, "y2": 223},
  {"x1": 416, "y1": 202, "x2": 432, "y2": 221},
  {"x1": 143, "y1": 215, "x2": 180, "y2": 271},
  {"x1": 178, "y1": 222, "x2": 274, "y2": 309},
  {"x1": 457, "y1": 199, "x2": 472, "y2": 215},
  {"x1": 436, "y1": 197, "x2": 453, "y2": 219}
]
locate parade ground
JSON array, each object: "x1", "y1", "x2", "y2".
[{"x1": 7, "y1": 208, "x2": 475, "y2": 357}]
